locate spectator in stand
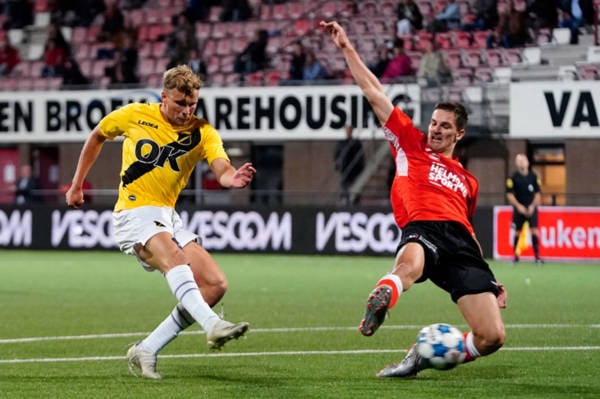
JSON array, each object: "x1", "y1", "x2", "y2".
[
  {"x1": 417, "y1": 39, "x2": 451, "y2": 86},
  {"x1": 13, "y1": 164, "x2": 38, "y2": 205},
  {"x1": 185, "y1": 0, "x2": 210, "y2": 22},
  {"x1": 302, "y1": 50, "x2": 329, "y2": 81},
  {"x1": 429, "y1": 0, "x2": 461, "y2": 32},
  {"x1": 47, "y1": 22, "x2": 71, "y2": 57},
  {"x1": 579, "y1": 0, "x2": 595, "y2": 28},
  {"x1": 460, "y1": 2, "x2": 479, "y2": 32},
  {"x1": 527, "y1": 0, "x2": 559, "y2": 32},
  {"x1": 220, "y1": 0, "x2": 252, "y2": 22},
  {"x1": 2, "y1": 0, "x2": 33, "y2": 29},
  {"x1": 166, "y1": 12, "x2": 198, "y2": 69},
  {"x1": 0, "y1": 36, "x2": 21, "y2": 76},
  {"x1": 287, "y1": 41, "x2": 306, "y2": 83},
  {"x1": 120, "y1": 0, "x2": 147, "y2": 9},
  {"x1": 105, "y1": 33, "x2": 139, "y2": 87},
  {"x1": 98, "y1": 1, "x2": 125, "y2": 43},
  {"x1": 396, "y1": 0, "x2": 423, "y2": 36},
  {"x1": 381, "y1": 38, "x2": 413, "y2": 82},
  {"x1": 187, "y1": 47, "x2": 207, "y2": 81},
  {"x1": 62, "y1": 56, "x2": 90, "y2": 89},
  {"x1": 487, "y1": 0, "x2": 529, "y2": 49},
  {"x1": 334, "y1": 125, "x2": 365, "y2": 205},
  {"x1": 368, "y1": 44, "x2": 391, "y2": 79},
  {"x1": 41, "y1": 38, "x2": 67, "y2": 77},
  {"x1": 234, "y1": 29, "x2": 269, "y2": 76},
  {"x1": 472, "y1": 0, "x2": 499, "y2": 31},
  {"x1": 51, "y1": 0, "x2": 106, "y2": 28},
  {"x1": 558, "y1": 0, "x2": 584, "y2": 44}
]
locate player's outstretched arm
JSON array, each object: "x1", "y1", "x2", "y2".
[
  {"x1": 320, "y1": 20, "x2": 393, "y2": 126},
  {"x1": 66, "y1": 126, "x2": 107, "y2": 208},
  {"x1": 211, "y1": 159, "x2": 256, "y2": 189}
]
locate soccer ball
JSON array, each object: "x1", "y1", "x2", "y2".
[{"x1": 416, "y1": 323, "x2": 466, "y2": 370}]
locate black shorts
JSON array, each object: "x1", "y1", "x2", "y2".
[
  {"x1": 399, "y1": 221, "x2": 500, "y2": 303},
  {"x1": 512, "y1": 209, "x2": 538, "y2": 230}
]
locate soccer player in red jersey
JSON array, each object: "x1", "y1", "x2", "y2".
[{"x1": 321, "y1": 20, "x2": 507, "y2": 377}]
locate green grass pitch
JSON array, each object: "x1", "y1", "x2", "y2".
[{"x1": 1, "y1": 251, "x2": 599, "y2": 398}]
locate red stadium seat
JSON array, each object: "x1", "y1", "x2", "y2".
[
  {"x1": 138, "y1": 58, "x2": 156, "y2": 78},
  {"x1": 195, "y1": 23, "x2": 212, "y2": 40}
]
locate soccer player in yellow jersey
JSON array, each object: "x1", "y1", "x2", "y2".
[{"x1": 65, "y1": 65, "x2": 256, "y2": 379}]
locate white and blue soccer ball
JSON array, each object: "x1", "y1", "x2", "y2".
[{"x1": 416, "y1": 323, "x2": 466, "y2": 370}]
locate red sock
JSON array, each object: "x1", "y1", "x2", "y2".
[{"x1": 376, "y1": 278, "x2": 400, "y2": 309}]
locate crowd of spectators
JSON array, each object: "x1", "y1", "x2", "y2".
[{"x1": 0, "y1": 0, "x2": 599, "y2": 90}]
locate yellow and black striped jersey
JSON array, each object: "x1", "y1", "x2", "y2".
[{"x1": 98, "y1": 102, "x2": 229, "y2": 211}]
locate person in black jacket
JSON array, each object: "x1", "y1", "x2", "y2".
[
  {"x1": 334, "y1": 126, "x2": 365, "y2": 205},
  {"x1": 234, "y1": 29, "x2": 269, "y2": 77}
]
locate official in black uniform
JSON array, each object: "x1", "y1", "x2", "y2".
[{"x1": 506, "y1": 153, "x2": 543, "y2": 264}]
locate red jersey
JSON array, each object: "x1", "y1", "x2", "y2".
[{"x1": 384, "y1": 107, "x2": 479, "y2": 235}]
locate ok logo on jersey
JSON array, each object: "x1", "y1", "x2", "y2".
[{"x1": 122, "y1": 129, "x2": 201, "y2": 187}]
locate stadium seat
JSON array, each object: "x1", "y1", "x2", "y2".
[
  {"x1": 208, "y1": 6, "x2": 223, "y2": 22},
  {"x1": 454, "y1": 31, "x2": 472, "y2": 49},
  {"x1": 212, "y1": 23, "x2": 228, "y2": 39},
  {"x1": 0, "y1": 77, "x2": 18, "y2": 91},
  {"x1": 206, "y1": 56, "x2": 221, "y2": 75},
  {"x1": 434, "y1": 32, "x2": 453, "y2": 49},
  {"x1": 145, "y1": 8, "x2": 161, "y2": 25},
  {"x1": 220, "y1": 55, "x2": 236, "y2": 73},
  {"x1": 264, "y1": 71, "x2": 282, "y2": 86},
  {"x1": 145, "y1": 73, "x2": 163, "y2": 88},
  {"x1": 154, "y1": 57, "x2": 169, "y2": 74},
  {"x1": 232, "y1": 37, "x2": 248, "y2": 53},
  {"x1": 195, "y1": 23, "x2": 212, "y2": 40},
  {"x1": 443, "y1": 49, "x2": 463, "y2": 69},
  {"x1": 78, "y1": 59, "x2": 92, "y2": 77},
  {"x1": 30, "y1": 61, "x2": 45, "y2": 78},
  {"x1": 245, "y1": 71, "x2": 264, "y2": 86},
  {"x1": 503, "y1": 48, "x2": 522, "y2": 65},
  {"x1": 139, "y1": 58, "x2": 156, "y2": 78},
  {"x1": 138, "y1": 41, "x2": 153, "y2": 58},
  {"x1": 272, "y1": 3, "x2": 288, "y2": 20},
  {"x1": 215, "y1": 38, "x2": 232, "y2": 56},
  {"x1": 34, "y1": 0, "x2": 50, "y2": 13},
  {"x1": 473, "y1": 67, "x2": 493, "y2": 83},
  {"x1": 127, "y1": 8, "x2": 145, "y2": 28},
  {"x1": 203, "y1": 39, "x2": 217, "y2": 57},
  {"x1": 32, "y1": 78, "x2": 48, "y2": 91},
  {"x1": 11, "y1": 61, "x2": 31, "y2": 78},
  {"x1": 577, "y1": 64, "x2": 600, "y2": 80},
  {"x1": 151, "y1": 41, "x2": 167, "y2": 58},
  {"x1": 292, "y1": 19, "x2": 311, "y2": 36},
  {"x1": 472, "y1": 30, "x2": 490, "y2": 48},
  {"x1": 259, "y1": 3, "x2": 271, "y2": 19},
  {"x1": 228, "y1": 22, "x2": 245, "y2": 38},
  {"x1": 288, "y1": 2, "x2": 304, "y2": 19},
  {"x1": 451, "y1": 68, "x2": 474, "y2": 86},
  {"x1": 321, "y1": 1, "x2": 338, "y2": 18},
  {"x1": 91, "y1": 59, "x2": 111, "y2": 79},
  {"x1": 484, "y1": 49, "x2": 504, "y2": 67},
  {"x1": 462, "y1": 49, "x2": 483, "y2": 68}
]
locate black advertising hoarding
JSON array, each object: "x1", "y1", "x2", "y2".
[{"x1": 0, "y1": 205, "x2": 400, "y2": 256}]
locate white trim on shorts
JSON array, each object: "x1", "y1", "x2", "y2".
[{"x1": 112, "y1": 206, "x2": 198, "y2": 271}]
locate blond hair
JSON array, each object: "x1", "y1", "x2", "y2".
[{"x1": 162, "y1": 64, "x2": 202, "y2": 95}]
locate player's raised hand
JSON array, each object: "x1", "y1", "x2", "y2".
[
  {"x1": 231, "y1": 162, "x2": 256, "y2": 188},
  {"x1": 319, "y1": 20, "x2": 350, "y2": 50}
]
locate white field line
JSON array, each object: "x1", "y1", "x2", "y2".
[
  {"x1": 1, "y1": 324, "x2": 598, "y2": 344},
  {"x1": 2, "y1": 347, "x2": 600, "y2": 364},
  {"x1": 1, "y1": 324, "x2": 599, "y2": 365}
]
